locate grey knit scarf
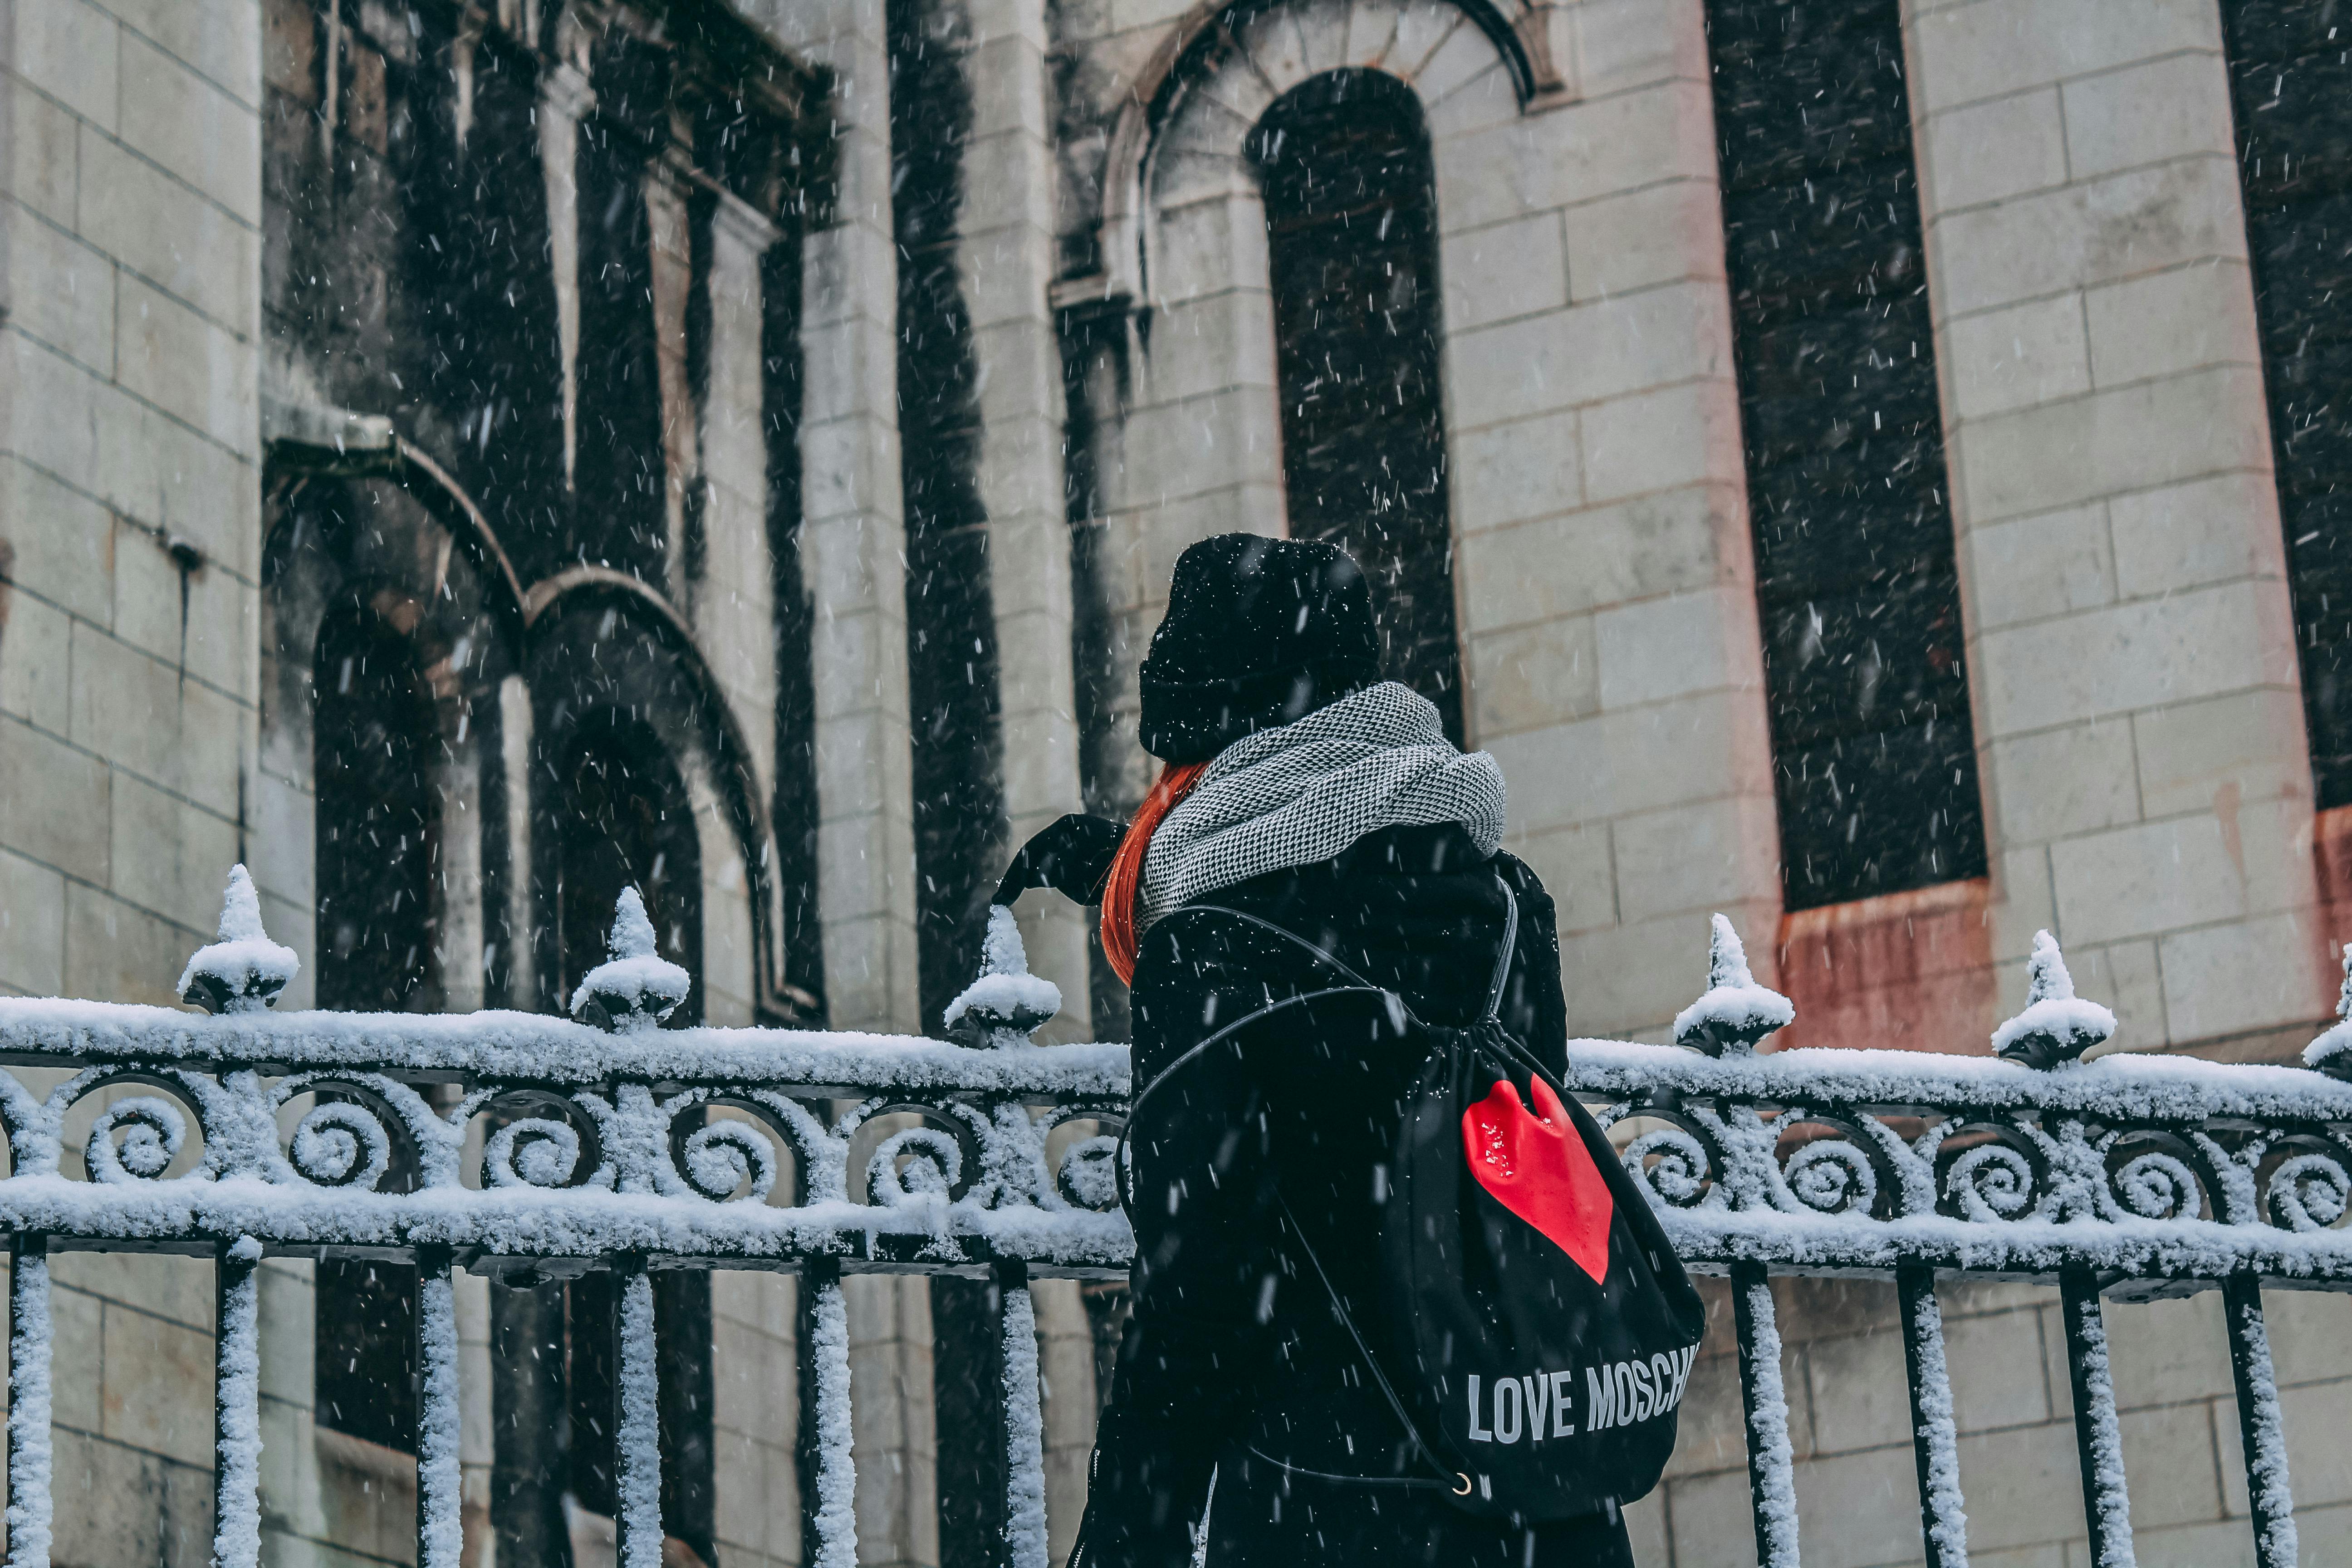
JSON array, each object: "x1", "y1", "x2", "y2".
[{"x1": 1137, "y1": 681, "x2": 1508, "y2": 928}]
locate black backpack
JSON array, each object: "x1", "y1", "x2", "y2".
[{"x1": 1121, "y1": 881, "x2": 1706, "y2": 1521}]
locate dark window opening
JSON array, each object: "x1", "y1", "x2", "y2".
[
  {"x1": 549, "y1": 721, "x2": 715, "y2": 1562},
  {"x1": 311, "y1": 604, "x2": 436, "y2": 1452},
  {"x1": 1706, "y1": 0, "x2": 1987, "y2": 910},
  {"x1": 551, "y1": 725, "x2": 705, "y2": 1026},
  {"x1": 1252, "y1": 69, "x2": 1465, "y2": 745},
  {"x1": 886, "y1": 5, "x2": 1014, "y2": 1562},
  {"x1": 401, "y1": 16, "x2": 565, "y2": 577},
  {"x1": 888, "y1": 0, "x2": 1009, "y2": 1036},
  {"x1": 576, "y1": 99, "x2": 670, "y2": 585},
  {"x1": 2220, "y1": 3, "x2": 2352, "y2": 807},
  {"x1": 764, "y1": 212, "x2": 827, "y2": 1015}
]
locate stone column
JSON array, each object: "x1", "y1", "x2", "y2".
[
  {"x1": 538, "y1": 60, "x2": 592, "y2": 490},
  {"x1": 433, "y1": 744, "x2": 485, "y2": 1013},
  {"x1": 1429, "y1": 0, "x2": 1780, "y2": 1039},
  {"x1": 647, "y1": 155, "x2": 701, "y2": 608},
  {"x1": 741, "y1": 5, "x2": 935, "y2": 1565},
  {"x1": 762, "y1": 0, "x2": 923, "y2": 1040},
  {"x1": 701, "y1": 192, "x2": 785, "y2": 803},
  {"x1": 964, "y1": 0, "x2": 1090, "y2": 1038},
  {"x1": 1906, "y1": 0, "x2": 2324, "y2": 1053}
]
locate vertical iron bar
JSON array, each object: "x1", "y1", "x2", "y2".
[
  {"x1": 6, "y1": 1236, "x2": 52, "y2": 1568},
  {"x1": 2223, "y1": 1272, "x2": 2298, "y2": 1568},
  {"x1": 1731, "y1": 1260, "x2": 1800, "y2": 1568},
  {"x1": 800, "y1": 1259, "x2": 858, "y2": 1568},
  {"x1": 2058, "y1": 1265, "x2": 2135, "y2": 1568},
  {"x1": 611, "y1": 1259, "x2": 664, "y2": 1568},
  {"x1": 1896, "y1": 1264, "x2": 1969, "y2": 1568},
  {"x1": 998, "y1": 1264, "x2": 1048, "y2": 1568},
  {"x1": 213, "y1": 1239, "x2": 265, "y2": 1568},
  {"x1": 414, "y1": 1249, "x2": 463, "y2": 1568}
]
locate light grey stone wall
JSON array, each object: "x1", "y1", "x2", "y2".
[
  {"x1": 1432, "y1": 0, "x2": 1780, "y2": 1042},
  {"x1": 1906, "y1": 0, "x2": 2330, "y2": 1054},
  {"x1": 741, "y1": 0, "x2": 927, "y2": 1043},
  {"x1": 968, "y1": 0, "x2": 1095, "y2": 1042},
  {"x1": 0, "y1": 0, "x2": 285, "y2": 1562},
  {"x1": 1048, "y1": 0, "x2": 1784, "y2": 1039},
  {"x1": 0, "y1": 0, "x2": 265, "y2": 1009},
  {"x1": 713, "y1": 1269, "x2": 808, "y2": 1568}
]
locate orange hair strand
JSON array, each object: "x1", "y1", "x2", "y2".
[{"x1": 1099, "y1": 762, "x2": 1207, "y2": 985}]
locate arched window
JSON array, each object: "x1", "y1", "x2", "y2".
[
  {"x1": 314, "y1": 608, "x2": 438, "y2": 1014},
  {"x1": 549, "y1": 722, "x2": 715, "y2": 1563},
  {"x1": 1707, "y1": 0, "x2": 1987, "y2": 908},
  {"x1": 2220, "y1": 3, "x2": 2352, "y2": 807},
  {"x1": 551, "y1": 724, "x2": 705, "y2": 1023},
  {"x1": 1252, "y1": 69, "x2": 1465, "y2": 743},
  {"x1": 311, "y1": 604, "x2": 438, "y2": 1453}
]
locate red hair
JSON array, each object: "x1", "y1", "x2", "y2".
[{"x1": 1100, "y1": 762, "x2": 1207, "y2": 984}]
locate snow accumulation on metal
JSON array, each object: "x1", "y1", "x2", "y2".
[{"x1": 0, "y1": 873, "x2": 2344, "y2": 1568}]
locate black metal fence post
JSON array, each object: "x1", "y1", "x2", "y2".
[
  {"x1": 6, "y1": 1234, "x2": 50, "y2": 1568},
  {"x1": 1896, "y1": 1263, "x2": 1969, "y2": 1567},
  {"x1": 2058, "y1": 1265, "x2": 2134, "y2": 1568},
  {"x1": 998, "y1": 1261, "x2": 1049, "y2": 1568},
  {"x1": 611, "y1": 1257, "x2": 664, "y2": 1568},
  {"x1": 2223, "y1": 1271, "x2": 2299, "y2": 1568},
  {"x1": 1732, "y1": 1260, "x2": 1801, "y2": 1567},
  {"x1": 212, "y1": 1239, "x2": 265, "y2": 1568},
  {"x1": 414, "y1": 1246, "x2": 464, "y2": 1568}
]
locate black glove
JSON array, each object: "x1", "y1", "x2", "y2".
[{"x1": 994, "y1": 813, "x2": 1127, "y2": 906}]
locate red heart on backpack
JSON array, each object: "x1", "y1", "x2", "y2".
[{"x1": 1463, "y1": 1076, "x2": 1614, "y2": 1285}]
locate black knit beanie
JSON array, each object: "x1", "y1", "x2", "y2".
[{"x1": 1137, "y1": 533, "x2": 1380, "y2": 763}]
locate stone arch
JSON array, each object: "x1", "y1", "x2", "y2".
[
  {"x1": 521, "y1": 577, "x2": 784, "y2": 1025},
  {"x1": 521, "y1": 567, "x2": 790, "y2": 1021},
  {"x1": 1082, "y1": 0, "x2": 1523, "y2": 754},
  {"x1": 266, "y1": 435, "x2": 799, "y2": 1022},
  {"x1": 1100, "y1": 0, "x2": 1546, "y2": 304}
]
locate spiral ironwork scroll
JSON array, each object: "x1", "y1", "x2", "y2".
[
  {"x1": 84, "y1": 1094, "x2": 189, "y2": 1183},
  {"x1": 484, "y1": 1118, "x2": 587, "y2": 1189},
  {"x1": 1785, "y1": 1138, "x2": 1880, "y2": 1217},
  {"x1": 867, "y1": 1126, "x2": 964, "y2": 1206},
  {"x1": 1942, "y1": 1136, "x2": 2040, "y2": 1222},
  {"x1": 2268, "y1": 1151, "x2": 2351, "y2": 1232},
  {"x1": 1624, "y1": 1124, "x2": 1716, "y2": 1208},
  {"x1": 680, "y1": 1117, "x2": 784, "y2": 1204},
  {"x1": 1056, "y1": 1134, "x2": 1122, "y2": 1211},
  {"x1": 289, "y1": 1099, "x2": 394, "y2": 1191}
]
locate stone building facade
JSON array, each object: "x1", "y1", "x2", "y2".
[{"x1": 5, "y1": 0, "x2": 2352, "y2": 1565}]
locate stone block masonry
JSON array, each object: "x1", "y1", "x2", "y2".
[
  {"x1": 0, "y1": 0, "x2": 279, "y2": 1547},
  {"x1": 1907, "y1": 0, "x2": 2331, "y2": 1056}
]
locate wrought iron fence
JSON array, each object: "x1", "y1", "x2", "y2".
[{"x1": 0, "y1": 874, "x2": 2346, "y2": 1568}]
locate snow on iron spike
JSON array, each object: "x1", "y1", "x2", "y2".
[
  {"x1": 1671, "y1": 913, "x2": 1793, "y2": 1056},
  {"x1": 943, "y1": 905, "x2": 1061, "y2": 1046},
  {"x1": 1991, "y1": 930, "x2": 2117, "y2": 1069},
  {"x1": 569, "y1": 887, "x2": 691, "y2": 1033},
  {"x1": 2303, "y1": 942, "x2": 2352, "y2": 1078},
  {"x1": 176, "y1": 865, "x2": 299, "y2": 1015}
]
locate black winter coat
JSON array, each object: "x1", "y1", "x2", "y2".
[{"x1": 1067, "y1": 824, "x2": 1635, "y2": 1568}]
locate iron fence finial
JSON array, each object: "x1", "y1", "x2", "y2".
[
  {"x1": 1672, "y1": 913, "x2": 1793, "y2": 1056},
  {"x1": 943, "y1": 904, "x2": 1062, "y2": 1046},
  {"x1": 570, "y1": 885, "x2": 692, "y2": 1032},
  {"x1": 1991, "y1": 930, "x2": 2116, "y2": 1069},
  {"x1": 2305, "y1": 942, "x2": 2352, "y2": 1078},
  {"x1": 177, "y1": 865, "x2": 299, "y2": 1014}
]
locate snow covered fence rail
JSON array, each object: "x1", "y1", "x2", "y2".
[
  {"x1": 0, "y1": 880, "x2": 2346, "y2": 1568},
  {"x1": 0, "y1": 875, "x2": 1130, "y2": 1568},
  {"x1": 1563, "y1": 917, "x2": 2352, "y2": 1568}
]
